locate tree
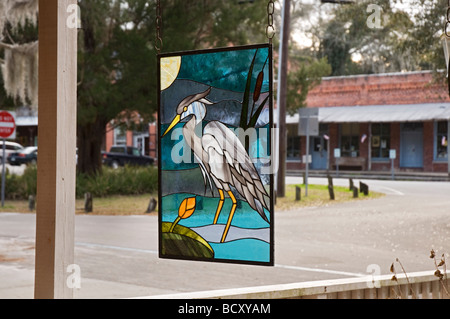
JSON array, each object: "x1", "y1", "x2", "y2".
[
  {"x1": 0, "y1": 0, "x2": 334, "y2": 177},
  {"x1": 286, "y1": 55, "x2": 331, "y2": 115},
  {"x1": 0, "y1": 0, "x2": 38, "y2": 108},
  {"x1": 0, "y1": 0, "x2": 272, "y2": 175},
  {"x1": 157, "y1": 0, "x2": 268, "y2": 52},
  {"x1": 280, "y1": 1, "x2": 333, "y2": 117},
  {"x1": 77, "y1": 0, "x2": 271, "y2": 175},
  {"x1": 315, "y1": 0, "x2": 415, "y2": 75},
  {"x1": 77, "y1": 0, "x2": 156, "y2": 174},
  {"x1": 400, "y1": 0, "x2": 446, "y2": 73}
]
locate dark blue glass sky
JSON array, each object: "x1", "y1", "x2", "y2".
[{"x1": 176, "y1": 47, "x2": 270, "y2": 94}]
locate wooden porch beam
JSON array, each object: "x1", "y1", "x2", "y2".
[{"x1": 34, "y1": 0, "x2": 78, "y2": 299}]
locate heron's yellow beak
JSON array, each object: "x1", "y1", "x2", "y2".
[{"x1": 162, "y1": 114, "x2": 181, "y2": 137}]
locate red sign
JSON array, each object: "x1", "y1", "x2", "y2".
[{"x1": 0, "y1": 111, "x2": 16, "y2": 139}]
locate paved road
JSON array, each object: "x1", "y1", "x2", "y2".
[{"x1": 1, "y1": 177, "x2": 450, "y2": 299}]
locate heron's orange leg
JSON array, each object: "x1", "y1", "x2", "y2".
[
  {"x1": 213, "y1": 189, "x2": 225, "y2": 225},
  {"x1": 221, "y1": 191, "x2": 237, "y2": 243}
]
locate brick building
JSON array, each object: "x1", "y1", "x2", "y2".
[
  {"x1": 104, "y1": 113, "x2": 158, "y2": 160},
  {"x1": 105, "y1": 70, "x2": 450, "y2": 174},
  {"x1": 286, "y1": 70, "x2": 450, "y2": 175}
]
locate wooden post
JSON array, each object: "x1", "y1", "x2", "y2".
[
  {"x1": 327, "y1": 174, "x2": 333, "y2": 187},
  {"x1": 84, "y1": 192, "x2": 93, "y2": 213},
  {"x1": 327, "y1": 174, "x2": 334, "y2": 200},
  {"x1": 28, "y1": 195, "x2": 35, "y2": 212},
  {"x1": 360, "y1": 182, "x2": 369, "y2": 196},
  {"x1": 34, "y1": 0, "x2": 78, "y2": 299},
  {"x1": 328, "y1": 184, "x2": 335, "y2": 200},
  {"x1": 146, "y1": 197, "x2": 157, "y2": 213},
  {"x1": 295, "y1": 186, "x2": 301, "y2": 201}
]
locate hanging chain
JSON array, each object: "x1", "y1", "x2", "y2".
[
  {"x1": 266, "y1": 0, "x2": 275, "y2": 43},
  {"x1": 266, "y1": 0, "x2": 275, "y2": 44},
  {"x1": 446, "y1": 0, "x2": 450, "y2": 37},
  {"x1": 155, "y1": 0, "x2": 163, "y2": 54}
]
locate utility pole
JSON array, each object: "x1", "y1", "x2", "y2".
[{"x1": 276, "y1": 0, "x2": 291, "y2": 198}]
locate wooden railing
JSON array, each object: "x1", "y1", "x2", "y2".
[{"x1": 140, "y1": 270, "x2": 449, "y2": 299}]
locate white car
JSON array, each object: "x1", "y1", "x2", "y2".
[{"x1": 0, "y1": 141, "x2": 24, "y2": 164}]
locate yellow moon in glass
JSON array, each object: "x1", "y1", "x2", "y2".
[{"x1": 160, "y1": 56, "x2": 182, "y2": 91}]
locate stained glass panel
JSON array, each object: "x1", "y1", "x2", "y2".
[{"x1": 158, "y1": 44, "x2": 274, "y2": 266}]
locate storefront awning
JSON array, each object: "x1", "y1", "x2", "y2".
[{"x1": 286, "y1": 103, "x2": 450, "y2": 124}]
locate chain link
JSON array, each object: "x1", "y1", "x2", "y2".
[
  {"x1": 155, "y1": 0, "x2": 163, "y2": 54},
  {"x1": 266, "y1": 0, "x2": 275, "y2": 43}
]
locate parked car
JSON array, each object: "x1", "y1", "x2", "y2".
[
  {"x1": 0, "y1": 141, "x2": 24, "y2": 164},
  {"x1": 8, "y1": 146, "x2": 38, "y2": 166},
  {"x1": 102, "y1": 145, "x2": 155, "y2": 168}
]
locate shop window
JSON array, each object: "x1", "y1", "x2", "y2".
[
  {"x1": 340, "y1": 123, "x2": 359, "y2": 157},
  {"x1": 287, "y1": 124, "x2": 301, "y2": 161},
  {"x1": 435, "y1": 121, "x2": 448, "y2": 161},
  {"x1": 114, "y1": 126, "x2": 127, "y2": 145},
  {"x1": 402, "y1": 122, "x2": 423, "y2": 131},
  {"x1": 371, "y1": 123, "x2": 390, "y2": 160}
]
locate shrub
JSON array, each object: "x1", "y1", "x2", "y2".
[
  {"x1": 4, "y1": 171, "x2": 22, "y2": 199},
  {"x1": 77, "y1": 165, "x2": 158, "y2": 198},
  {"x1": 4, "y1": 165, "x2": 37, "y2": 200},
  {"x1": 21, "y1": 165, "x2": 37, "y2": 196},
  {"x1": 4, "y1": 165, "x2": 158, "y2": 200}
]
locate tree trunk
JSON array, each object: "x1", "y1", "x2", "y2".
[{"x1": 77, "y1": 119, "x2": 107, "y2": 175}]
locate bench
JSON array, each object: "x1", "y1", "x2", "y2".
[{"x1": 333, "y1": 157, "x2": 366, "y2": 171}]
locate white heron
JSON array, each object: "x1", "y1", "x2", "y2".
[{"x1": 162, "y1": 87, "x2": 270, "y2": 243}]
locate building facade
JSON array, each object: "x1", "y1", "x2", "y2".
[
  {"x1": 105, "y1": 71, "x2": 450, "y2": 175},
  {"x1": 286, "y1": 71, "x2": 450, "y2": 174},
  {"x1": 105, "y1": 120, "x2": 158, "y2": 159}
]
